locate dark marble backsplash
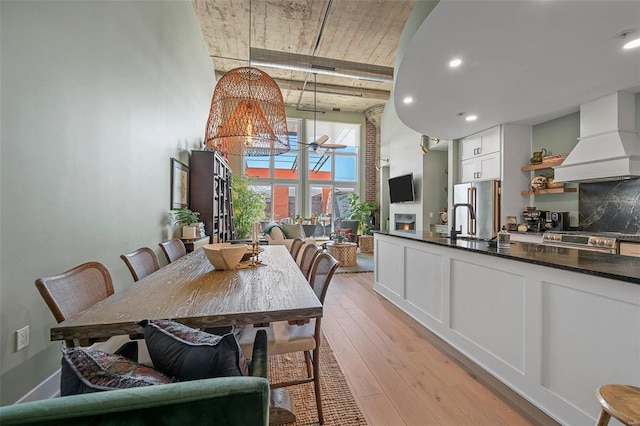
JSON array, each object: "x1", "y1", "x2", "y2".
[{"x1": 579, "y1": 178, "x2": 640, "y2": 233}]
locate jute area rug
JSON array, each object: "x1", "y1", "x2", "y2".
[
  {"x1": 334, "y1": 252, "x2": 374, "y2": 274},
  {"x1": 268, "y1": 333, "x2": 367, "y2": 425}
]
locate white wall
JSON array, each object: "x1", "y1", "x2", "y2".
[
  {"x1": 0, "y1": 0, "x2": 214, "y2": 404},
  {"x1": 380, "y1": 97, "x2": 424, "y2": 230}
]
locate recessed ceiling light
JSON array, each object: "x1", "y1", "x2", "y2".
[
  {"x1": 449, "y1": 58, "x2": 462, "y2": 68},
  {"x1": 403, "y1": 96, "x2": 413, "y2": 104},
  {"x1": 465, "y1": 115, "x2": 478, "y2": 122},
  {"x1": 623, "y1": 37, "x2": 640, "y2": 49}
]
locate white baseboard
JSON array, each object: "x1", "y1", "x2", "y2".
[{"x1": 17, "y1": 369, "x2": 60, "y2": 403}]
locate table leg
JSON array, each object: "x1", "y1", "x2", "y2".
[
  {"x1": 269, "y1": 388, "x2": 296, "y2": 425},
  {"x1": 595, "y1": 409, "x2": 610, "y2": 426}
]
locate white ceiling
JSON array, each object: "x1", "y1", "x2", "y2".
[{"x1": 394, "y1": 0, "x2": 640, "y2": 141}]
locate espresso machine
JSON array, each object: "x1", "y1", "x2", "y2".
[
  {"x1": 544, "y1": 211, "x2": 570, "y2": 231},
  {"x1": 523, "y1": 207, "x2": 548, "y2": 233}
]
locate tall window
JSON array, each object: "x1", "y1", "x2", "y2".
[
  {"x1": 245, "y1": 120, "x2": 300, "y2": 222},
  {"x1": 307, "y1": 120, "x2": 359, "y2": 234},
  {"x1": 245, "y1": 118, "x2": 360, "y2": 235}
]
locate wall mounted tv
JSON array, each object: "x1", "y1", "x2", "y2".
[{"x1": 389, "y1": 173, "x2": 415, "y2": 203}]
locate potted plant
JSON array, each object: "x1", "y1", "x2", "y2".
[
  {"x1": 330, "y1": 228, "x2": 347, "y2": 244},
  {"x1": 173, "y1": 207, "x2": 200, "y2": 239},
  {"x1": 346, "y1": 193, "x2": 377, "y2": 253},
  {"x1": 232, "y1": 175, "x2": 267, "y2": 240}
]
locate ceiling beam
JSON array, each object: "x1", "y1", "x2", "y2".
[{"x1": 214, "y1": 71, "x2": 390, "y2": 101}]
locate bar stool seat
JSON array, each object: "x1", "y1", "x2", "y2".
[{"x1": 596, "y1": 384, "x2": 640, "y2": 426}]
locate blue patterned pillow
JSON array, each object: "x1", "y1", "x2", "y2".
[
  {"x1": 60, "y1": 347, "x2": 172, "y2": 396},
  {"x1": 140, "y1": 319, "x2": 248, "y2": 381}
]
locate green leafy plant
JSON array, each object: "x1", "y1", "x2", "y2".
[
  {"x1": 232, "y1": 175, "x2": 267, "y2": 239},
  {"x1": 172, "y1": 207, "x2": 200, "y2": 226},
  {"x1": 346, "y1": 193, "x2": 377, "y2": 235}
]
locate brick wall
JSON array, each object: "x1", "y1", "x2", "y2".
[{"x1": 364, "y1": 117, "x2": 377, "y2": 203}]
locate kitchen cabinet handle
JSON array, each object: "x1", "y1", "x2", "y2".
[
  {"x1": 470, "y1": 187, "x2": 477, "y2": 235},
  {"x1": 477, "y1": 147, "x2": 481, "y2": 155}
]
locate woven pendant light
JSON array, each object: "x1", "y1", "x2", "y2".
[{"x1": 204, "y1": 67, "x2": 290, "y2": 157}]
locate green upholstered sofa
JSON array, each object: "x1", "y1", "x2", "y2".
[{"x1": 0, "y1": 330, "x2": 269, "y2": 426}]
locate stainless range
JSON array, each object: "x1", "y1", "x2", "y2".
[{"x1": 542, "y1": 231, "x2": 640, "y2": 254}]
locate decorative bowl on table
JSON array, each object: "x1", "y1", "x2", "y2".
[{"x1": 203, "y1": 243, "x2": 247, "y2": 270}]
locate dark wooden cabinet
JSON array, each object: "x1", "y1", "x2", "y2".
[{"x1": 189, "y1": 150, "x2": 235, "y2": 243}]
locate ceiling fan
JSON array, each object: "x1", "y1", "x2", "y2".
[{"x1": 298, "y1": 73, "x2": 347, "y2": 155}]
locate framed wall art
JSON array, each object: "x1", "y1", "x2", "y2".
[{"x1": 171, "y1": 158, "x2": 189, "y2": 210}]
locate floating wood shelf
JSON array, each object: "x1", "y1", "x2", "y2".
[
  {"x1": 521, "y1": 188, "x2": 577, "y2": 195},
  {"x1": 521, "y1": 159, "x2": 564, "y2": 171}
]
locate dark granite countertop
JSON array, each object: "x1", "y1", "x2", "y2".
[{"x1": 375, "y1": 230, "x2": 640, "y2": 285}]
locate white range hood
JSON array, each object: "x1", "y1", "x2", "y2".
[{"x1": 554, "y1": 91, "x2": 640, "y2": 183}]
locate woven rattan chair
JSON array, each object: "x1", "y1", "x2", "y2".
[
  {"x1": 35, "y1": 261, "x2": 137, "y2": 358},
  {"x1": 298, "y1": 243, "x2": 321, "y2": 280},
  {"x1": 159, "y1": 238, "x2": 187, "y2": 264},
  {"x1": 236, "y1": 253, "x2": 340, "y2": 424},
  {"x1": 120, "y1": 247, "x2": 160, "y2": 282},
  {"x1": 289, "y1": 238, "x2": 304, "y2": 261}
]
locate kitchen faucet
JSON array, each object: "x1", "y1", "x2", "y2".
[{"x1": 450, "y1": 203, "x2": 476, "y2": 241}]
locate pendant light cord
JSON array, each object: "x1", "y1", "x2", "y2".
[{"x1": 314, "y1": 73, "x2": 317, "y2": 144}]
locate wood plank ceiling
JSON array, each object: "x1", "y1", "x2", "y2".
[{"x1": 192, "y1": 0, "x2": 415, "y2": 114}]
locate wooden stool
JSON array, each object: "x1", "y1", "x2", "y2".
[{"x1": 596, "y1": 384, "x2": 640, "y2": 426}]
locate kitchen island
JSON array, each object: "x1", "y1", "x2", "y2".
[{"x1": 373, "y1": 231, "x2": 639, "y2": 426}]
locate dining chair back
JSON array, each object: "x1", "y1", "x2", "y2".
[
  {"x1": 35, "y1": 262, "x2": 115, "y2": 348},
  {"x1": 159, "y1": 238, "x2": 187, "y2": 264},
  {"x1": 120, "y1": 247, "x2": 160, "y2": 282},
  {"x1": 298, "y1": 244, "x2": 321, "y2": 280},
  {"x1": 236, "y1": 252, "x2": 340, "y2": 424},
  {"x1": 289, "y1": 238, "x2": 304, "y2": 261},
  {"x1": 307, "y1": 253, "x2": 340, "y2": 305}
]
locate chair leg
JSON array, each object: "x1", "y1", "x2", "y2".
[
  {"x1": 304, "y1": 350, "x2": 313, "y2": 378},
  {"x1": 312, "y1": 347, "x2": 324, "y2": 424},
  {"x1": 596, "y1": 409, "x2": 610, "y2": 426}
]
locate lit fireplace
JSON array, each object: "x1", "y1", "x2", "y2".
[{"x1": 394, "y1": 214, "x2": 416, "y2": 233}]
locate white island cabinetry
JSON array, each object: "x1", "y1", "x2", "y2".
[{"x1": 373, "y1": 232, "x2": 640, "y2": 426}]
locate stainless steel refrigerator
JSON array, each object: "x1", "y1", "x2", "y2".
[{"x1": 453, "y1": 180, "x2": 500, "y2": 239}]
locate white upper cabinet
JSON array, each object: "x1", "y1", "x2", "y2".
[
  {"x1": 460, "y1": 152, "x2": 501, "y2": 182},
  {"x1": 459, "y1": 126, "x2": 502, "y2": 182},
  {"x1": 460, "y1": 127, "x2": 501, "y2": 161},
  {"x1": 456, "y1": 124, "x2": 532, "y2": 221}
]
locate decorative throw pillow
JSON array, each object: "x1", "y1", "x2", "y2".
[
  {"x1": 60, "y1": 346, "x2": 172, "y2": 396},
  {"x1": 281, "y1": 223, "x2": 305, "y2": 239},
  {"x1": 140, "y1": 319, "x2": 248, "y2": 381},
  {"x1": 267, "y1": 225, "x2": 285, "y2": 240}
]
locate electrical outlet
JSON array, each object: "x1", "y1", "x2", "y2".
[{"x1": 16, "y1": 325, "x2": 29, "y2": 351}]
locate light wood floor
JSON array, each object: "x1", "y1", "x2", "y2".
[{"x1": 322, "y1": 272, "x2": 556, "y2": 426}]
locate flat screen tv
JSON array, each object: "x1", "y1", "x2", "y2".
[{"x1": 389, "y1": 173, "x2": 415, "y2": 203}]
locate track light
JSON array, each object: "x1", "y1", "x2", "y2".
[
  {"x1": 375, "y1": 158, "x2": 389, "y2": 171},
  {"x1": 420, "y1": 135, "x2": 429, "y2": 154}
]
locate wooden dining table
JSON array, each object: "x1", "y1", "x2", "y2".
[{"x1": 50, "y1": 245, "x2": 323, "y2": 343}]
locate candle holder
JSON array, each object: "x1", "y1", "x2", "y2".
[{"x1": 251, "y1": 241, "x2": 261, "y2": 266}]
